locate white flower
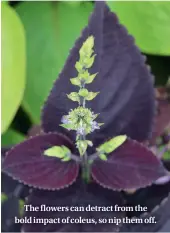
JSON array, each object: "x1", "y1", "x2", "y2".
[
  {"x1": 61, "y1": 115, "x2": 70, "y2": 124},
  {"x1": 77, "y1": 126, "x2": 85, "y2": 135},
  {"x1": 91, "y1": 121, "x2": 100, "y2": 132}
]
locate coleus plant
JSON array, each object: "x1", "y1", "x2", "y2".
[{"x1": 2, "y1": 1, "x2": 170, "y2": 232}]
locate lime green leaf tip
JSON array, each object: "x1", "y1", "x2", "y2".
[
  {"x1": 79, "y1": 88, "x2": 89, "y2": 97},
  {"x1": 44, "y1": 145, "x2": 71, "y2": 159},
  {"x1": 98, "y1": 135, "x2": 127, "y2": 154},
  {"x1": 99, "y1": 154, "x2": 107, "y2": 161}
]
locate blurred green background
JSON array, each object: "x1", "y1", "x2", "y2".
[{"x1": 1, "y1": 1, "x2": 170, "y2": 146}]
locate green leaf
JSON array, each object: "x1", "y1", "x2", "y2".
[
  {"x1": 2, "y1": 129, "x2": 25, "y2": 146},
  {"x1": 84, "y1": 54, "x2": 96, "y2": 68},
  {"x1": 99, "y1": 154, "x2": 107, "y2": 161},
  {"x1": 67, "y1": 92, "x2": 80, "y2": 102},
  {"x1": 75, "y1": 61, "x2": 83, "y2": 73},
  {"x1": 79, "y1": 35, "x2": 94, "y2": 58},
  {"x1": 98, "y1": 123, "x2": 104, "y2": 127},
  {"x1": 16, "y1": 2, "x2": 93, "y2": 123},
  {"x1": 61, "y1": 156, "x2": 71, "y2": 162},
  {"x1": 2, "y1": 4, "x2": 26, "y2": 133},
  {"x1": 86, "y1": 140, "x2": 93, "y2": 147},
  {"x1": 97, "y1": 135, "x2": 127, "y2": 154},
  {"x1": 85, "y1": 92, "x2": 99, "y2": 101},
  {"x1": 44, "y1": 145, "x2": 70, "y2": 158},
  {"x1": 70, "y1": 77, "x2": 81, "y2": 86},
  {"x1": 93, "y1": 114, "x2": 99, "y2": 120},
  {"x1": 1, "y1": 193, "x2": 8, "y2": 203},
  {"x1": 81, "y1": 70, "x2": 90, "y2": 79},
  {"x1": 76, "y1": 140, "x2": 88, "y2": 156},
  {"x1": 163, "y1": 151, "x2": 170, "y2": 160},
  {"x1": 62, "y1": 146, "x2": 71, "y2": 155},
  {"x1": 107, "y1": 1, "x2": 170, "y2": 55},
  {"x1": 85, "y1": 73, "x2": 98, "y2": 84},
  {"x1": 79, "y1": 88, "x2": 89, "y2": 97},
  {"x1": 60, "y1": 123, "x2": 74, "y2": 130}
]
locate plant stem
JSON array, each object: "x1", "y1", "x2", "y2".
[{"x1": 77, "y1": 80, "x2": 91, "y2": 182}]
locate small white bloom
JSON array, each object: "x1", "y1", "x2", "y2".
[
  {"x1": 77, "y1": 126, "x2": 85, "y2": 135},
  {"x1": 61, "y1": 115, "x2": 70, "y2": 124},
  {"x1": 91, "y1": 121, "x2": 100, "y2": 132}
]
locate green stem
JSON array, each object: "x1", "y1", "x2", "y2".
[{"x1": 77, "y1": 79, "x2": 91, "y2": 182}]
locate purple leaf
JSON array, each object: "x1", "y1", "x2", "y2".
[
  {"x1": 27, "y1": 125, "x2": 42, "y2": 137},
  {"x1": 151, "y1": 93, "x2": 170, "y2": 144},
  {"x1": 2, "y1": 196, "x2": 21, "y2": 232},
  {"x1": 91, "y1": 138, "x2": 167, "y2": 190},
  {"x1": 1, "y1": 146, "x2": 11, "y2": 159},
  {"x1": 42, "y1": 2, "x2": 155, "y2": 148},
  {"x1": 2, "y1": 133, "x2": 79, "y2": 190},
  {"x1": 42, "y1": 2, "x2": 104, "y2": 144},
  {"x1": 121, "y1": 182, "x2": 170, "y2": 232},
  {"x1": 121, "y1": 194, "x2": 170, "y2": 232},
  {"x1": 22, "y1": 180, "x2": 124, "y2": 232},
  {"x1": 2, "y1": 146, "x2": 30, "y2": 198}
]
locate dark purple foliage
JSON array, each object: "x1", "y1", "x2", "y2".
[
  {"x1": 2, "y1": 133, "x2": 79, "y2": 190},
  {"x1": 2, "y1": 2, "x2": 170, "y2": 232},
  {"x1": 27, "y1": 125, "x2": 42, "y2": 137},
  {"x1": 121, "y1": 175, "x2": 170, "y2": 232},
  {"x1": 92, "y1": 138, "x2": 167, "y2": 190},
  {"x1": 2, "y1": 196, "x2": 21, "y2": 232},
  {"x1": 42, "y1": 1, "x2": 155, "y2": 149},
  {"x1": 23, "y1": 180, "x2": 125, "y2": 232},
  {"x1": 1, "y1": 147, "x2": 30, "y2": 199}
]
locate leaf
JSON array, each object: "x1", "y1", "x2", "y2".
[
  {"x1": 60, "y1": 123, "x2": 74, "y2": 130},
  {"x1": 85, "y1": 73, "x2": 98, "y2": 84},
  {"x1": 16, "y1": 1, "x2": 93, "y2": 123},
  {"x1": 76, "y1": 140, "x2": 88, "y2": 156},
  {"x1": 1, "y1": 3, "x2": 26, "y2": 133},
  {"x1": 79, "y1": 35, "x2": 94, "y2": 58},
  {"x1": 163, "y1": 151, "x2": 170, "y2": 160},
  {"x1": 1, "y1": 193, "x2": 8, "y2": 203},
  {"x1": 79, "y1": 88, "x2": 89, "y2": 97},
  {"x1": 97, "y1": 135, "x2": 127, "y2": 154},
  {"x1": 42, "y1": 2, "x2": 155, "y2": 148},
  {"x1": 99, "y1": 154, "x2": 107, "y2": 161},
  {"x1": 27, "y1": 125, "x2": 42, "y2": 137},
  {"x1": 92, "y1": 138, "x2": 167, "y2": 190},
  {"x1": 61, "y1": 156, "x2": 71, "y2": 162},
  {"x1": 62, "y1": 145, "x2": 71, "y2": 155},
  {"x1": 85, "y1": 91, "x2": 99, "y2": 101},
  {"x1": 2, "y1": 129, "x2": 25, "y2": 146},
  {"x1": 75, "y1": 61, "x2": 83, "y2": 73},
  {"x1": 22, "y1": 181, "x2": 124, "y2": 232},
  {"x1": 67, "y1": 92, "x2": 79, "y2": 102},
  {"x1": 121, "y1": 159, "x2": 170, "y2": 231},
  {"x1": 2, "y1": 133, "x2": 79, "y2": 190},
  {"x1": 107, "y1": 1, "x2": 170, "y2": 55},
  {"x1": 44, "y1": 145, "x2": 71, "y2": 159},
  {"x1": 1, "y1": 146, "x2": 30, "y2": 200},
  {"x1": 85, "y1": 54, "x2": 96, "y2": 68},
  {"x1": 70, "y1": 77, "x2": 81, "y2": 86},
  {"x1": 87, "y1": 140, "x2": 93, "y2": 147},
  {"x1": 1, "y1": 196, "x2": 20, "y2": 232}
]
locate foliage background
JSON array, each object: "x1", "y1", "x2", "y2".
[{"x1": 1, "y1": 0, "x2": 170, "y2": 146}]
